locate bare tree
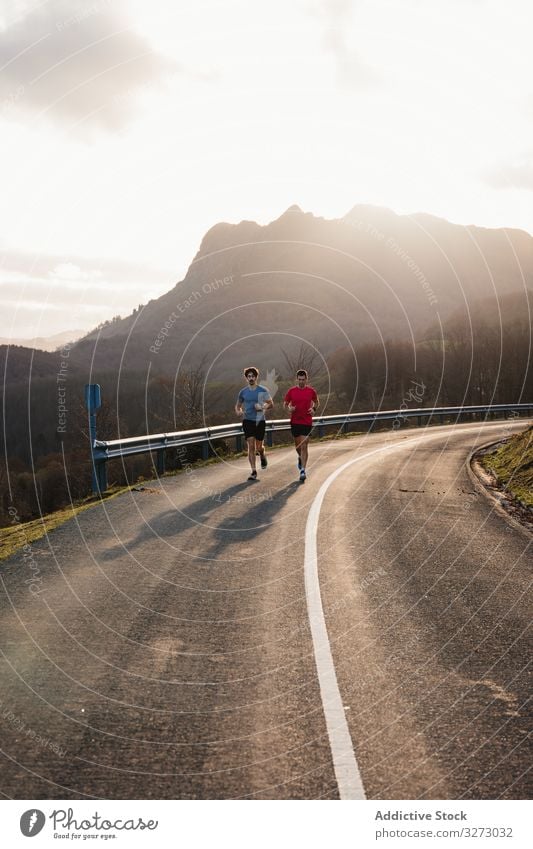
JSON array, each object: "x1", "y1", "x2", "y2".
[
  {"x1": 280, "y1": 342, "x2": 323, "y2": 379},
  {"x1": 174, "y1": 356, "x2": 209, "y2": 428}
]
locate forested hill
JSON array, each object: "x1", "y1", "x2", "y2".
[
  {"x1": 0, "y1": 345, "x2": 60, "y2": 384},
  {"x1": 67, "y1": 204, "x2": 532, "y2": 379},
  {"x1": 2, "y1": 202, "x2": 532, "y2": 525}
]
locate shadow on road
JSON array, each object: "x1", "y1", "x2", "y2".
[
  {"x1": 203, "y1": 481, "x2": 301, "y2": 560},
  {"x1": 100, "y1": 480, "x2": 301, "y2": 562}
]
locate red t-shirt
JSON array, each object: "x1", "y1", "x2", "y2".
[{"x1": 284, "y1": 386, "x2": 318, "y2": 425}]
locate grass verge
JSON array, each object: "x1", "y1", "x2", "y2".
[
  {"x1": 0, "y1": 486, "x2": 131, "y2": 562},
  {"x1": 479, "y1": 425, "x2": 533, "y2": 507}
]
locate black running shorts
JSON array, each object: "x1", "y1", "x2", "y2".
[
  {"x1": 290, "y1": 423, "x2": 312, "y2": 438},
  {"x1": 242, "y1": 419, "x2": 266, "y2": 440}
]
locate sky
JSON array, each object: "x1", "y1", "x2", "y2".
[{"x1": 1, "y1": 0, "x2": 532, "y2": 339}]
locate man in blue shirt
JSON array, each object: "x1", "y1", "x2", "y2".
[{"x1": 235, "y1": 366, "x2": 273, "y2": 481}]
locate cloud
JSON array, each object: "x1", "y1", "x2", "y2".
[
  {"x1": 0, "y1": 297, "x2": 114, "y2": 339},
  {"x1": 0, "y1": 274, "x2": 123, "y2": 340},
  {"x1": 484, "y1": 154, "x2": 533, "y2": 192},
  {"x1": 312, "y1": 0, "x2": 381, "y2": 87},
  {"x1": 0, "y1": 248, "x2": 178, "y2": 335},
  {"x1": 0, "y1": 248, "x2": 176, "y2": 285},
  {"x1": 0, "y1": 278, "x2": 139, "y2": 306},
  {"x1": 0, "y1": 0, "x2": 179, "y2": 131}
]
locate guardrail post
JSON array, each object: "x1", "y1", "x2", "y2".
[
  {"x1": 266, "y1": 429, "x2": 273, "y2": 447},
  {"x1": 156, "y1": 449, "x2": 166, "y2": 475},
  {"x1": 85, "y1": 384, "x2": 108, "y2": 495},
  {"x1": 95, "y1": 459, "x2": 108, "y2": 493},
  {"x1": 235, "y1": 434, "x2": 243, "y2": 453},
  {"x1": 317, "y1": 423, "x2": 325, "y2": 438},
  {"x1": 201, "y1": 441, "x2": 209, "y2": 461}
]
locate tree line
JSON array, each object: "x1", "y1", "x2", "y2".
[{"x1": 1, "y1": 312, "x2": 531, "y2": 528}]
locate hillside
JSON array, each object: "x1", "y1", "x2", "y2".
[
  {"x1": 68, "y1": 204, "x2": 533, "y2": 380},
  {"x1": 2, "y1": 199, "x2": 532, "y2": 525},
  {"x1": 0, "y1": 344, "x2": 61, "y2": 383},
  {"x1": 2, "y1": 204, "x2": 532, "y2": 480}
]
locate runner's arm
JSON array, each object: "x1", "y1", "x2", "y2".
[
  {"x1": 283, "y1": 391, "x2": 295, "y2": 412},
  {"x1": 254, "y1": 388, "x2": 274, "y2": 412}
]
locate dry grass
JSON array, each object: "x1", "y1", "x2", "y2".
[
  {"x1": 480, "y1": 426, "x2": 533, "y2": 507},
  {"x1": 0, "y1": 486, "x2": 128, "y2": 561}
]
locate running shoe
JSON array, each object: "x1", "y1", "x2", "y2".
[
  {"x1": 260, "y1": 453, "x2": 268, "y2": 469},
  {"x1": 248, "y1": 470, "x2": 258, "y2": 481},
  {"x1": 299, "y1": 469, "x2": 306, "y2": 483}
]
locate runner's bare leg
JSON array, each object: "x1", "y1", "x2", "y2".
[
  {"x1": 295, "y1": 434, "x2": 308, "y2": 468},
  {"x1": 247, "y1": 436, "x2": 257, "y2": 472}
]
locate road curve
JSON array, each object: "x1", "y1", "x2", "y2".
[{"x1": 0, "y1": 419, "x2": 530, "y2": 799}]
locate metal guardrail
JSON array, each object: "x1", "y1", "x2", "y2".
[{"x1": 87, "y1": 396, "x2": 532, "y2": 494}]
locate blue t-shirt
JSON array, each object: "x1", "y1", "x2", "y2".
[{"x1": 238, "y1": 385, "x2": 271, "y2": 422}]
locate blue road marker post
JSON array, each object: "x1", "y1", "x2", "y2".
[{"x1": 85, "y1": 384, "x2": 107, "y2": 494}]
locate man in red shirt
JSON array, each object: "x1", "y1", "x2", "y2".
[{"x1": 283, "y1": 369, "x2": 319, "y2": 482}]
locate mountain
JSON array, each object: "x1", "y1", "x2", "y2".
[
  {"x1": 0, "y1": 329, "x2": 85, "y2": 352},
  {"x1": 2, "y1": 205, "x2": 532, "y2": 476},
  {"x1": 68, "y1": 204, "x2": 532, "y2": 380}
]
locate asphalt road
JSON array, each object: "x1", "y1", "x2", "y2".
[{"x1": 0, "y1": 420, "x2": 531, "y2": 799}]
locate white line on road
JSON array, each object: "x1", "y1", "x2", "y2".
[
  {"x1": 303, "y1": 434, "x2": 439, "y2": 799},
  {"x1": 304, "y1": 443, "x2": 402, "y2": 799},
  {"x1": 303, "y1": 419, "x2": 528, "y2": 799}
]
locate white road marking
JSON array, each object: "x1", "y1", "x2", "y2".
[
  {"x1": 304, "y1": 444, "x2": 399, "y2": 798},
  {"x1": 304, "y1": 419, "x2": 529, "y2": 799}
]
